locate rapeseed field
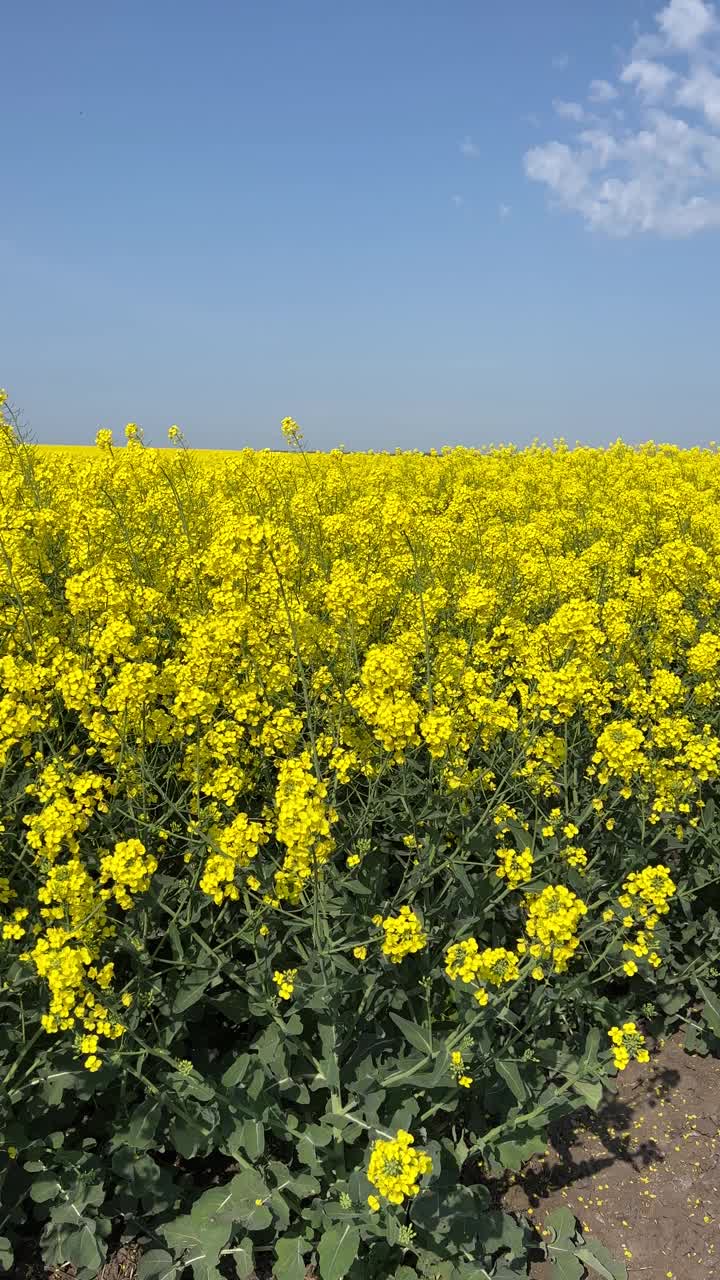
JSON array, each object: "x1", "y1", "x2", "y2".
[{"x1": 2, "y1": 398, "x2": 719, "y2": 1279}]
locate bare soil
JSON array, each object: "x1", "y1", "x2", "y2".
[{"x1": 510, "y1": 1034, "x2": 720, "y2": 1279}]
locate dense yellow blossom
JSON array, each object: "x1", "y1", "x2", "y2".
[
  {"x1": 2, "y1": 418, "x2": 718, "y2": 1077},
  {"x1": 380, "y1": 906, "x2": 427, "y2": 963},
  {"x1": 367, "y1": 1129, "x2": 432, "y2": 1205},
  {"x1": 523, "y1": 885, "x2": 587, "y2": 974}
]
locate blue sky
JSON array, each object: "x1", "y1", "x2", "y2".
[{"x1": 3, "y1": 0, "x2": 720, "y2": 450}]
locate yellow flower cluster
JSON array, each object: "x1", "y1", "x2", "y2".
[
  {"x1": 522, "y1": 884, "x2": 588, "y2": 975},
  {"x1": 200, "y1": 812, "x2": 267, "y2": 904},
  {"x1": 608, "y1": 1022, "x2": 650, "y2": 1070},
  {"x1": 380, "y1": 906, "x2": 427, "y2": 963},
  {"x1": 367, "y1": 1129, "x2": 433, "y2": 1205},
  {"x1": 496, "y1": 846, "x2": 534, "y2": 888},
  {"x1": 610, "y1": 863, "x2": 677, "y2": 974},
  {"x1": 273, "y1": 968, "x2": 297, "y2": 1000},
  {"x1": 274, "y1": 753, "x2": 336, "y2": 903},
  {"x1": 99, "y1": 839, "x2": 158, "y2": 910},
  {"x1": 445, "y1": 939, "x2": 520, "y2": 1004}
]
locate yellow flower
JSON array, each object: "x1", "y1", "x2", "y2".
[
  {"x1": 367, "y1": 1130, "x2": 432, "y2": 1206},
  {"x1": 273, "y1": 968, "x2": 297, "y2": 1000},
  {"x1": 367, "y1": 1194, "x2": 380, "y2": 1212},
  {"x1": 380, "y1": 906, "x2": 427, "y2": 963},
  {"x1": 353, "y1": 945, "x2": 367, "y2": 960}
]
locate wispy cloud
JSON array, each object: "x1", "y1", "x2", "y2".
[
  {"x1": 552, "y1": 53, "x2": 570, "y2": 70},
  {"x1": 460, "y1": 135, "x2": 480, "y2": 158},
  {"x1": 498, "y1": 203, "x2": 512, "y2": 219},
  {"x1": 451, "y1": 194, "x2": 464, "y2": 207},
  {"x1": 589, "y1": 78, "x2": 619, "y2": 102},
  {"x1": 553, "y1": 99, "x2": 585, "y2": 121},
  {"x1": 525, "y1": 0, "x2": 720, "y2": 236}
]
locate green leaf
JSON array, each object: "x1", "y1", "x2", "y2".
[
  {"x1": 239, "y1": 1120, "x2": 265, "y2": 1160},
  {"x1": 169, "y1": 1114, "x2": 208, "y2": 1159},
  {"x1": 62, "y1": 1224, "x2": 106, "y2": 1274},
  {"x1": 549, "y1": 1254, "x2": 584, "y2": 1280},
  {"x1": 496, "y1": 1060, "x2": 528, "y2": 1103},
  {"x1": 274, "y1": 1235, "x2": 308, "y2": 1280},
  {"x1": 221, "y1": 1054, "x2": 250, "y2": 1088},
  {"x1": 573, "y1": 1079, "x2": 603, "y2": 1111},
  {"x1": 0, "y1": 1238, "x2": 13, "y2": 1274},
  {"x1": 697, "y1": 980, "x2": 720, "y2": 1037},
  {"x1": 318, "y1": 1223, "x2": 360, "y2": 1280},
  {"x1": 493, "y1": 1130, "x2": 547, "y2": 1170},
  {"x1": 317, "y1": 1022, "x2": 341, "y2": 1091},
  {"x1": 172, "y1": 965, "x2": 214, "y2": 1013},
  {"x1": 124, "y1": 1098, "x2": 162, "y2": 1150},
  {"x1": 577, "y1": 1239, "x2": 628, "y2": 1280},
  {"x1": 546, "y1": 1208, "x2": 579, "y2": 1245},
  {"x1": 30, "y1": 1177, "x2": 61, "y2": 1203},
  {"x1": 136, "y1": 1250, "x2": 178, "y2": 1280},
  {"x1": 389, "y1": 1011, "x2": 433, "y2": 1055},
  {"x1": 225, "y1": 1237, "x2": 253, "y2": 1279}
]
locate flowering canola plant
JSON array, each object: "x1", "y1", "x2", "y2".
[{"x1": 1, "y1": 395, "x2": 720, "y2": 1279}]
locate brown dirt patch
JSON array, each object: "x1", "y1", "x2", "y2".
[{"x1": 507, "y1": 1034, "x2": 720, "y2": 1279}]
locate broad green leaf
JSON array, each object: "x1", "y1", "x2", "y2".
[
  {"x1": 493, "y1": 1131, "x2": 547, "y2": 1170},
  {"x1": 577, "y1": 1239, "x2": 628, "y2": 1280},
  {"x1": 30, "y1": 1177, "x2": 60, "y2": 1203},
  {"x1": 0, "y1": 1238, "x2": 13, "y2": 1274},
  {"x1": 124, "y1": 1098, "x2": 163, "y2": 1151},
  {"x1": 476, "y1": 1210, "x2": 527, "y2": 1260},
  {"x1": 239, "y1": 1119, "x2": 265, "y2": 1160},
  {"x1": 172, "y1": 966, "x2": 214, "y2": 1014},
  {"x1": 496, "y1": 1059, "x2": 528, "y2": 1103},
  {"x1": 549, "y1": 1254, "x2": 584, "y2": 1280},
  {"x1": 169, "y1": 1115, "x2": 208, "y2": 1159},
  {"x1": 573, "y1": 1079, "x2": 603, "y2": 1111},
  {"x1": 697, "y1": 980, "x2": 720, "y2": 1037},
  {"x1": 546, "y1": 1208, "x2": 579, "y2": 1245},
  {"x1": 274, "y1": 1234, "x2": 308, "y2": 1280},
  {"x1": 683, "y1": 1022, "x2": 709, "y2": 1056},
  {"x1": 224, "y1": 1237, "x2": 253, "y2": 1278},
  {"x1": 62, "y1": 1224, "x2": 106, "y2": 1274},
  {"x1": 389, "y1": 1011, "x2": 433, "y2": 1055},
  {"x1": 318, "y1": 1223, "x2": 360, "y2": 1280},
  {"x1": 136, "y1": 1250, "x2": 178, "y2": 1280},
  {"x1": 160, "y1": 1213, "x2": 230, "y2": 1263},
  {"x1": 222, "y1": 1054, "x2": 251, "y2": 1088}
]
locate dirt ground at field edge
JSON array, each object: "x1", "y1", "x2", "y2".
[{"x1": 510, "y1": 1034, "x2": 720, "y2": 1280}]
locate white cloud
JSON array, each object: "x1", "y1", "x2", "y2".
[
  {"x1": 677, "y1": 65, "x2": 720, "y2": 125},
  {"x1": 524, "y1": 0, "x2": 720, "y2": 235},
  {"x1": 451, "y1": 194, "x2": 464, "y2": 207},
  {"x1": 589, "y1": 79, "x2": 619, "y2": 102},
  {"x1": 499, "y1": 203, "x2": 512, "y2": 218},
  {"x1": 621, "y1": 58, "x2": 676, "y2": 100},
  {"x1": 553, "y1": 99, "x2": 585, "y2": 121},
  {"x1": 460, "y1": 136, "x2": 480, "y2": 158},
  {"x1": 658, "y1": 0, "x2": 716, "y2": 49},
  {"x1": 552, "y1": 53, "x2": 570, "y2": 70}
]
